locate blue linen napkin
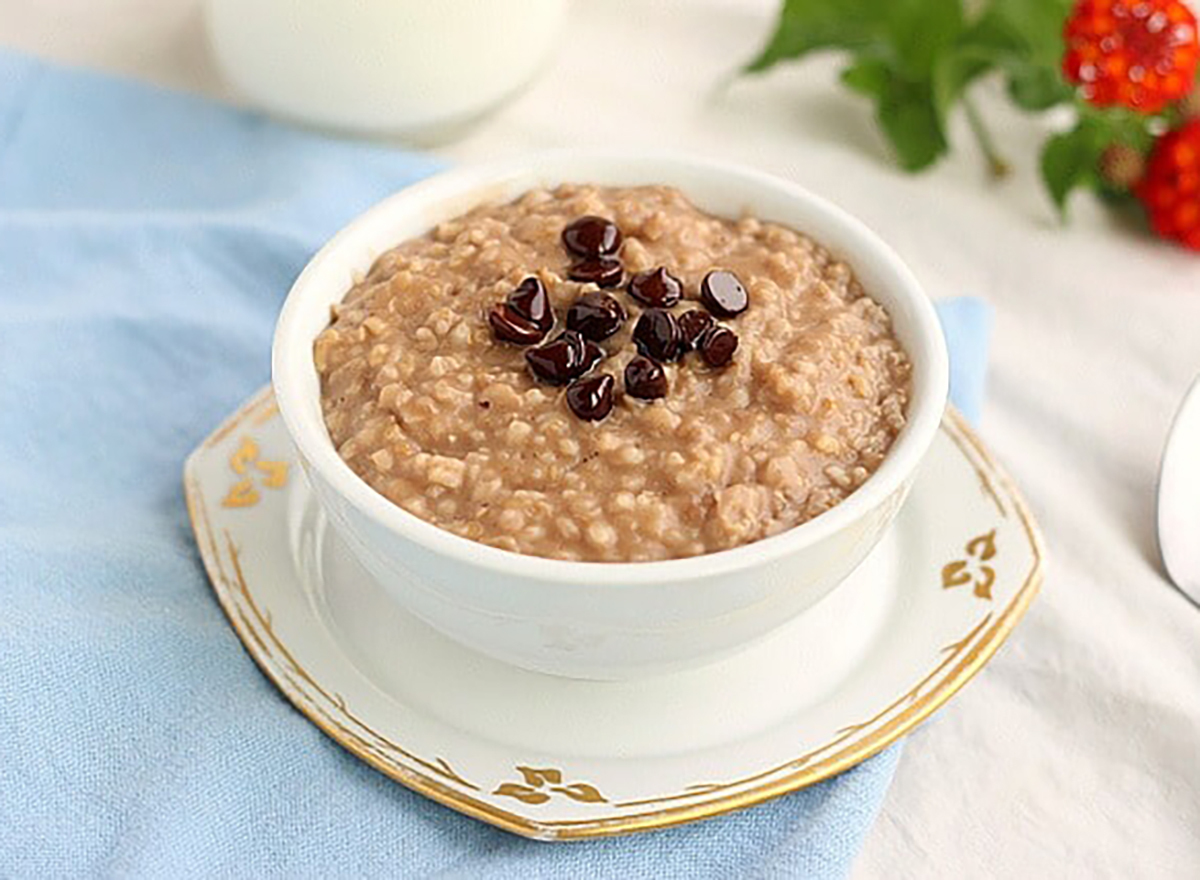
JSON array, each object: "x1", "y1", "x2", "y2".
[{"x1": 0, "y1": 51, "x2": 992, "y2": 879}]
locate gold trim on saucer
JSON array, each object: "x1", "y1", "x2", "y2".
[
  {"x1": 220, "y1": 435, "x2": 289, "y2": 508},
  {"x1": 494, "y1": 768, "x2": 608, "y2": 806},
  {"x1": 942, "y1": 529, "x2": 998, "y2": 600},
  {"x1": 184, "y1": 391, "x2": 1045, "y2": 841}
]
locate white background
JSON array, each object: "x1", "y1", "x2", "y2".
[{"x1": 3, "y1": 1, "x2": 1198, "y2": 876}]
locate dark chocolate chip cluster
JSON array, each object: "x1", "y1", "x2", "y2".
[{"x1": 487, "y1": 216, "x2": 747, "y2": 422}]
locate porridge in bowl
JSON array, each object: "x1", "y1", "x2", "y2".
[{"x1": 314, "y1": 184, "x2": 911, "y2": 562}]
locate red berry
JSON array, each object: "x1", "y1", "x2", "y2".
[
  {"x1": 1062, "y1": 0, "x2": 1200, "y2": 113},
  {"x1": 1135, "y1": 120, "x2": 1200, "y2": 250}
]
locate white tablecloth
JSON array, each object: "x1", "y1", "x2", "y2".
[{"x1": 6, "y1": 1, "x2": 1197, "y2": 876}]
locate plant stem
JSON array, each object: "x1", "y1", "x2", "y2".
[{"x1": 963, "y1": 95, "x2": 1010, "y2": 180}]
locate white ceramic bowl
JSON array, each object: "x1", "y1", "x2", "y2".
[{"x1": 273, "y1": 153, "x2": 949, "y2": 680}]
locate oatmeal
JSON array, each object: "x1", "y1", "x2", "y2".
[{"x1": 314, "y1": 184, "x2": 911, "y2": 562}]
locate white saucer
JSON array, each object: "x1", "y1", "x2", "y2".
[{"x1": 185, "y1": 388, "x2": 1043, "y2": 840}]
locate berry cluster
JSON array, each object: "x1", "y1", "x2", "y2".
[
  {"x1": 1137, "y1": 119, "x2": 1200, "y2": 250},
  {"x1": 1062, "y1": 0, "x2": 1200, "y2": 250},
  {"x1": 1063, "y1": 0, "x2": 1199, "y2": 113}
]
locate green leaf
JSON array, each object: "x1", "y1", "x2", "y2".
[
  {"x1": 1082, "y1": 105, "x2": 1156, "y2": 152},
  {"x1": 962, "y1": 0, "x2": 1075, "y2": 112},
  {"x1": 977, "y1": 0, "x2": 1072, "y2": 63},
  {"x1": 840, "y1": 56, "x2": 890, "y2": 97},
  {"x1": 884, "y1": 0, "x2": 964, "y2": 78},
  {"x1": 878, "y1": 78, "x2": 949, "y2": 171},
  {"x1": 1038, "y1": 105, "x2": 1161, "y2": 213},
  {"x1": 746, "y1": 0, "x2": 1077, "y2": 177},
  {"x1": 744, "y1": 0, "x2": 881, "y2": 73},
  {"x1": 841, "y1": 54, "x2": 953, "y2": 171},
  {"x1": 842, "y1": 48, "x2": 972, "y2": 173},
  {"x1": 1040, "y1": 121, "x2": 1101, "y2": 216},
  {"x1": 1007, "y1": 66, "x2": 1074, "y2": 111},
  {"x1": 932, "y1": 50, "x2": 991, "y2": 118}
]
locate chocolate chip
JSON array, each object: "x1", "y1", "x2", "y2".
[
  {"x1": 526, "y1": 331, "x2": 581, "y2": 384},
  {"x1": 677, "y1": 309, "x2": 714, "y2": 350},
  {"x1": 700, "y1": 270, "x2": 749, "y2": 317},
  {"x1": 566, "y1": 373, "x2": 615, "y2": 421},
  {"x1": 627, "y1": 267, "x2": 683, "y2": 308},
  {"x1": 624, "y1": 356, "x2": 668, "y2": 400},
  {"x1": 698, "y1": 325, "x2": 738, "y2": 367},
  {"x1": 581, "y1": 339, "x2": 605, "y2": 375},
  {"x1": 489, "y1": 303, "x2": 546, "y2": 345},
  {"x1": 632, "y1": 308, "x2": 681, "y2": 363},
  {"x1": 506, "y1": 276, "x2": 552, "y2": 332},
  {"x1": 562, "y1": 216, "x2": 622, "y2": 258},
  {"x1": 566, "y1": 291, "x2": 626, "y2": 341},
  {"x1": 569, "y1": 258, "x2": 624, "y2": 288},
  {"x1": 526, "y1": 330, "x2": 603, "y2": 384}
]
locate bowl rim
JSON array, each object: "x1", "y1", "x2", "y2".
[{"x1": 272, "y1": 151, "x2": 949, "y2": 585}]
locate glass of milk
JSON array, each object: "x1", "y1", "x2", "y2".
[{"x1": 205, "y1": 0, "x2": 567, "y2": 142}]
